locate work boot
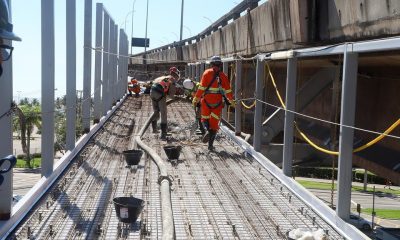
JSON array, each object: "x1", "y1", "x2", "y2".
[
  {"x1": 202, "y1": 131, "x2": 210, "y2": 143},
  {"x1": 198, "y1": 119, "x2": 206, "y2": 135},
  {"x1": 208, "y1": 130, "x2": 217, "y2": 151},
  {"x1": 160, "y1": 123, "x2": 168, "y2": 140},
  {"x1": 201, "y1": 120, "x2": 210, "y2": 142},
  {"x1": 151, "y1": 121, "x2": 159, "y2": 133}
]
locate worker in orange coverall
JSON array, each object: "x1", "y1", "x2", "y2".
[
  {"x1": 192, "y1": 56, "x2": 235, "y2": 151},
  {"x1": 128, "y1": 78, "x2": 140, "y2": 97}
]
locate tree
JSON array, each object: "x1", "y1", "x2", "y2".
[{"x1": 14, "y1": 104, "x2": 41, "y2": 168}]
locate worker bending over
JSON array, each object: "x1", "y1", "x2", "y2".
[
  {"x1": 128, "y1": 78, "x2": 141, "y2": 97},
  {"x1": 192, "y1": 56, "x2": 235, "y2": 151},
  {"x1": 150, "y1": 67, "x2": 180, "y2": 139}
]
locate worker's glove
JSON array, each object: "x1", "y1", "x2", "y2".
[
  {"x1": 228, "y1": 99, "x2": 236, "y2": 108},
  {"x1": 192, "y1": 97, "x2": 199, "y2": 108}
]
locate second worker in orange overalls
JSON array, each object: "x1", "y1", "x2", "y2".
[{"x1": 192, "y1": 56, "x2": 235, "y2": 151}]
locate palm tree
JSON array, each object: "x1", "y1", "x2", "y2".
[{"x1": 15, "y1": 104, "x2": 41, "y2": 168}]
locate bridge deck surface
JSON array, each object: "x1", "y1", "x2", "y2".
[{"x1": 9, "y1": 96, "x2": 342, "y2": 239}]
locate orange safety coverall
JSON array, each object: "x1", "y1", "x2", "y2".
[
  {"x1": 194, "y1": 68, "x2": 233, "y2": 131},
  {"x1": 128, "y1": 79, "x2": 140, "y2": 94}
]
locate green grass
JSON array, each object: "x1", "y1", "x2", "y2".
[
  {"x1": 297, "y1": 180, "x2": 400, "y2": 195},
  {"x1": 297, "y1": 180, "x2": 336, "y2": 190},
  {"x1": 361, "y1": 209, "x2": 400, "y2": 219},
  {"x1": 15, "y1": 158, "x2": 41, "y2": 168}
]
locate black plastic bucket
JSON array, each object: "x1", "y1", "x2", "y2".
[
  {"x1": 122, "y1": 150, "x2": 143, "y2": 166},
  {"x1": 113, "y1": 197, "x2": 144, "y2": 223},
  {"x1": 163, "y1": 145, "x2": 182, "y2": 160}
]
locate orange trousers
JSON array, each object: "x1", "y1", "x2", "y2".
[{"x1": 200, "y1": 98, "x2": 223, "y2": 131}]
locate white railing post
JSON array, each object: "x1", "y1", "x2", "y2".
[
  {"x1": 283, "y1": 57, "x2": 297, "y2": 177},
  {"x1": 253, "y1": 59, "x2": 264, "y2": 151},
  {"x1": 82, "y1": 0, "x2": 92, "y2": 132},
  {"x1": 337, "y1": 48, "x2": 359, "y2": 220},
  {"x1": 102, "y1": 13, "x2": 110, "y2": 116},
  {"x1": 93, "y1": 3, "x2": 103, "y2": 123},
  {"x1": 113, "y1": 24, "x2": 118, "y2": 104},
  {"x1": 0, "y1": 0, "x2": 14, "y2": 221},
  {"x1": 108, "y1": 19, "x2": 115, "y2": 108},
  {"x1": 66, "y1": 0, "x2": 76, "y2": 150},
  {"x1": 235, "y1": 60, "x2": 242, "y2": 135},
  {"x1": 41, "y1": 0, "x2": 55, "y2": 177}
]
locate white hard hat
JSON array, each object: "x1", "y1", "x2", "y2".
[{"x1": 183, "y1": 79, "x2": 195, "y2": 90}]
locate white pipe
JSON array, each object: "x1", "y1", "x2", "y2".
[{"x1": 135, "y1": 99, "x2": 176, "y2": 239}]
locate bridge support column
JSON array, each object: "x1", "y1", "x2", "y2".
[
  {"x1": 102, "y1": 14, "x2": 110, "y2": 116},
  {"x1": 83, "y1": 0, "x2": 92, "y2": 132},
  {"x1": 94, "y1": 3, "x2": 103, "y2": 123},
  {"x1": 200, "y1": 62, "x2": 205, "y2": 79},
  {"x1": 66, "y1": 0, "x2": 76, "y2": 150},
  {"x1": 283, "y1": 57, "x2": 297, "y2": 177},
  {"x1": 0, "y1": 0, "x2": 14, "y2": 220},
  {"x1": 235, "y1": 60, "x2": 242, "y2": 135},
  {"x1": 222, "y1": 61, "x2": 229, "y2": 120},
  {"x1": 195, "y1": 63, "x2": 200, "y2": 82},
  {"x1": 41, "y1": 0, "x2": 55, "y2": 177},
  {"x1": 337, "y1": 48, "x2": 358, "y2": 220},
  {"x1": 253, "y1": 59, "x2": 264, "y2": 151}
]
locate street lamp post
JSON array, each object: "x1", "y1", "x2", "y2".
[
  {"x1": 180, "y1": 0, "x2": 184, "y2": 41},
  {"x1": 183, "y1": 25, "x2": 192, "y2": 37},
  {"x1": 123, "y1": 10, "x2": 134, "y2": 32},
  {"x1": 144, "y1": 0, "x2": 149, "y2": 68},
  {"x1": 171, "y1": 32, "x2": 179, "y2": 41},
  {"x1": 130, "y1": 0, "x2": 137, "y2": 55},
  {"x1": 203, "y1": 16, "x2": 213, "y2": 25}
]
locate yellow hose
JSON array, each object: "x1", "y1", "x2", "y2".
[
  {"x1": 241, "y1": 100, "x2": 256, "y2": 109},
  {"x1": 266, "y1": 63, "x2": 400, "y2": 155}
]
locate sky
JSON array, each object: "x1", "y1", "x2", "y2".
[{"x1": 10, "y1": 0, "x2": 266, "y2": 101}]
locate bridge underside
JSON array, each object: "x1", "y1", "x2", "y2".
[{"x1": 9, "y1": 96, "x2": 343, "y2": 239}]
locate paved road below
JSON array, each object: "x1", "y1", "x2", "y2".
[{"x1": 296, "y1": 177, "x2": 400, "y2": 228}]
